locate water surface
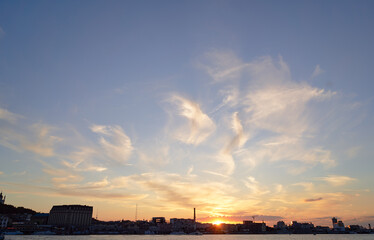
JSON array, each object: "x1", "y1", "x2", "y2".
[{"x1": 5, "y1": 235, "x2": 374, "y2": 240}]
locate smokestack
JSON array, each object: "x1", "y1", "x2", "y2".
[{"x1": 194, "y1": 208, "x2": 196, "y2": 222}]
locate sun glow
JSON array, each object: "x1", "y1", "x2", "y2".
[{"x1": 212, "y1": 220, "x2": 223, "y2": 225}]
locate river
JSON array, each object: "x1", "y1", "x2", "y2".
[{"x1": 4, "y1": 235, "x2": 374, "y2": 240}]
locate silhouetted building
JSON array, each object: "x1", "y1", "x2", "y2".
[
  {"x1": 332, "y1": 217, "x2": 345, "y2": 232},
  {"x1": 290, "y1": 221, "x2": 314, "y2": 234},
  {"x1": 170, "y1": 218, "x2": 195, "y2": 233},
  {"x1": 152, "y1": 217, "x2": 166, "y2": 224},
  {"x1": 349, "y1": 225, "x2": 363, "y2": 233},
  {"x1": 241, "y1": 220, "x2": 266, "y2": 233},
  {"x1": 30, "y1": 213, "x2": 49, "y2": 225},
  {"x1": 0, "y1": 215, "x2": 8, "y2": 229},
  {"x1": 275, "y1": 221, "x2": 286, "y2": 229},
  {"x1": 48, "y1": 205, "x2": 92, "y2": 227}
]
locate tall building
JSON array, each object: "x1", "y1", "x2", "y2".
[
  {"x1": 48, "y1": 205, "x2": 93, "y2": 227},
  {"x1": 0, "y1": 192, "x2": 5, "y2": 205}
]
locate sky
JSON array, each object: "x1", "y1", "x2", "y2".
[{"x1": 0, "y1": 0, "x2": 374, "y2": 227}]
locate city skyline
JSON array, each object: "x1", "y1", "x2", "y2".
[{"x1": 0, "y1": 0, "x2": 374, "y2": 227}]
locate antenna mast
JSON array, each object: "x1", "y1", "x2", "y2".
[{"x1": 135, "y1": 203, "x2": 138, "y2": 221}]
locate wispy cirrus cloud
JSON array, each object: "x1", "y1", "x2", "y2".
[
  {"x1": 198, "y1": 50, "x2": 246, "y2": 82},
  {"x1": 211, "y1": 87, "x2": 240, "y2": 113},
  {"x1": 316, "y1": 175, "x2": 357, "y2": 186},
  {"x1": 243, "y1": 176, "x2": 270, "y2": 196},
  {"x1": 199, "y1": 51, "x2": 338, "y2": 173},
  {"x1": 244, "y1": 83, "x2": 335, "y2": 136},
  {"x1": 61, "y1": 147, "x2": 107, "y2": 172},
  {"x1": 22, "y1": 123, "x2": 62, "y2": 157},
  {"x1": 216, "y1": 112, "x2": 248, "y2": 176},
  {"x1": 223, "y1": 112, "x2": 248, "y2": 154},
  {"x1": 43, "y1": 167, "x2": 83, "y2": 185},
  {"x1": 41, "y1": 165, "x2": 147, "y2": 201},
  {"x1": 0, "y1": 120, "x2": 61, "y2": 157},
  {"x1": 292, "y1": 182, "x2": 314, "y2": 191},
  {"x1": 0, "y1": 107, "x2": 22, "y2": 123},
  {"x1": 125, "y1": 172, "x2": 237, "y2": 213},
  {"x1": 91, "y1": 124, "x2": 133, "y2": 164},
  {"x1": 168, "y1": 94, "x2": 216, "y2": 145}
]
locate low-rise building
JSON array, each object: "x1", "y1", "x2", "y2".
[
  {"x1": 30, "y1": 213, "x2": 49, "y2": 225},
  {"x1": 241, "y1": 220, "x2": 266, "y2": 233},
  {"x1": 170, "y1": 218, "x2": 195, "y2": 233}
]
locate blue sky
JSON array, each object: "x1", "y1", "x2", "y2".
[{"x1": 0, "y1": 0, "x2": 374, "y2": 226}]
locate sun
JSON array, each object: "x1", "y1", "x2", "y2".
[{"x1": 212, "y1": 220, "x2": 223, "y2": 225}]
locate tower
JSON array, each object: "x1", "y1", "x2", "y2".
[
  {"x1": 0, "y1": 192, "x2": 5, "y2": 204},
  {"x1": 193, "y1": 208, "x2": 196, "y2": 222},
  {"x1": 193, "y1": 208, "x2": 197, "y2": 231}
]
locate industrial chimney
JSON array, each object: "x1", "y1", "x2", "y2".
[{"x1": 194, "y1": 208, "x2": 196, "y2": 222}]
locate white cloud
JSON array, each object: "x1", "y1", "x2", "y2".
[
  {"x1": 216, "y1": 112, "x2": 248, "y2": 176},
  {"x1": 0, "y1": 107, "x2": 22, "y2": 123},
  {"x1": 248, "y1": 135, "x2": 335, "y2": 168},
  {"x1": 128, "y1": 172, "x2": 237, "y2": 212},
  {"x1": 86, "y1": 177, "x2": 110, "y2": 188},
  {"x1": 22, "y1": 123, "x2": 62, "y2": 157},
  {"x1": 244, "y1": 83, "x2": 335, "y2": 136},
  {"x1": 223, "y1": 112, "x2": 248, "y2": 153},
  {"x1": 0, "y1": 122, "x2": 61, "y2": 157},
  {"x1": 43, "y1": 167, "x2": 83, "y2": 185},
  {"x1": 311, "y1": 64, "x2": 325, "y2": 78},
  {"x1": 91, "y1": 124, "x2": 133, "y2": 164},
  {"x1": 211, "y1": 87, "x2": 239, "y2": 113},
  {"x1": 200, "y1": 51, "x2": 337, "y2": 172},
  {"x1": 187, "y1": 165, "x2": 194, "y2": 176},
  {"x1": 168, "y1": 95, "x2": 216, "y2": 145},
  {"x1": 292, "y1": 182, "x2": 314, "y2": 191},
  {"x1": 62, "y1": 147, "x2": 107, "y2": 172},
  {"x1": 243, "y1": 176, "x2": 270, "y2": 196},
  {"x1": 317, "y1": 175, "x2": 357, "y2": 186},
  {"x1": 234, "y1": 148, "x2": 257, "y2": 170},
  {"x1": 216, "y1": 152, "x2": 236, "y2": 176}
]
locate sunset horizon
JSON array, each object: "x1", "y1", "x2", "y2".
[{"x1": 1, "y1": 0, "x2": 374, "y2": 231}]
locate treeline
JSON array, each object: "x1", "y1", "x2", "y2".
[{"x1": 0, "y1": 203, "x2": 36, "y2": 215}]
